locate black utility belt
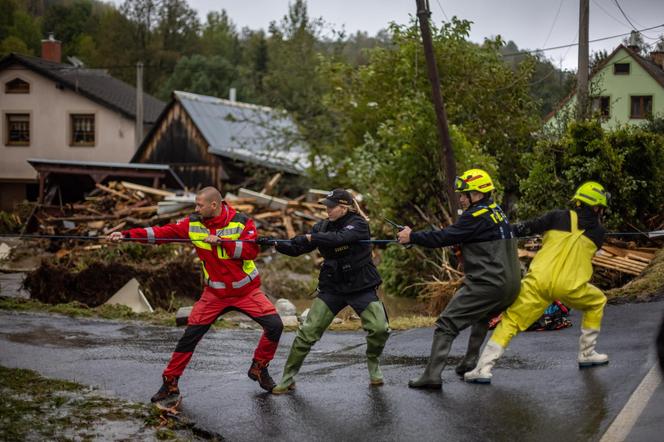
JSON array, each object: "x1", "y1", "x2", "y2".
[{"x1": 323, "y1": 255, "x2": 373, "y2": 273}]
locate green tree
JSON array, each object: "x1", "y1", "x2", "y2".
[
  {"x1": 158, "y1": 54, "x2": 237, "y2": 100},
  {"x1": 310, "y1": 19, "x2": 539, "y2": 296},
  {"x1": 0, "y1": 35, "x2": 30, "y2": 56},
  {"x1": 200, "y1": 10, "x2": 240, "y2": 61},
  {"x1": 519, "y1": 121, "x2": 664, "y2": 231}
]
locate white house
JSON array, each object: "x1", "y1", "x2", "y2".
[{"x1": 0, "y1": 36, "x2": 165, "y2": 210}]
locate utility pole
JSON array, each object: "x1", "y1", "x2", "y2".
[
  {"x1": 415, "y1": 0, "x2": 459, "y2": 218},
  {"x1": 135, "y1": 62, "x2": 144, "y2": 149},
  {"x1": 576, "y1": 0, "x2": 589, "y2": 119}
]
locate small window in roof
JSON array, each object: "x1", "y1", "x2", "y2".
[
  {"x1": 614, "y1": 63, "x2": 630, "y2": 75},
  {"x1": 5, "y1": 78, "x2": 30, "y2": 93}
]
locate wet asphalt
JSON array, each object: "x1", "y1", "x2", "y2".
[{"x1": 0, "y1": 302, "x2": 662, "y2": 442}]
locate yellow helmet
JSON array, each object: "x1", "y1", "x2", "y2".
[
  {"x1": 571, "y1": 181, "x2": 609, "y2": 207},
  {"x1": 454, "y1": 168, "x2": 495, "y2": 193}
]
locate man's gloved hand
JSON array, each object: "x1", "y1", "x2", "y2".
[
  {"x1": 291, "y1": 235, "x2": 310, "y2": 246},
  {"x1": 256, "y1": 236, "x2": 277, "y2": 246}
]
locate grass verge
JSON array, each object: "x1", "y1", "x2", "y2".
[
  {"x1": 0, "y1": 365, "x2": 207, "y2": 441},
  {"x1": 0, "y1": 297, "x2": 237, "y2": 329},
  {"x1": 607, "y1": 247, "x2": 664, "y2": 303}
]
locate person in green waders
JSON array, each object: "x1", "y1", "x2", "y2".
[
  {"x1": 263, "y1": 189, "x2": 389, "y2": 394},
  {"x1": 465, "y1": 181, "x2": 610, "y2": 384},
  {"x1": 398, "y1": 168, "x2": 521, "y2": 389}
]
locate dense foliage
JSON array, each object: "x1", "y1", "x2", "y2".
[{"x1": 519, "y1": 120, "x2": 664, "y2": 230}]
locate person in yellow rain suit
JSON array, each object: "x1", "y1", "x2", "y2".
[{"x1": 464, "y1": 181, "x2": 610, "y2": 384}]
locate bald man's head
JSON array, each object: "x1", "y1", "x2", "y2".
[
  {"x1": 195, "y1": 186, "x2": 223, "y2": 218},
  {"x1": 198, "y1": 186, "x2": 223, "y2": 203}
]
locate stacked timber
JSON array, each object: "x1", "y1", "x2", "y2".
[
  {"x1": 27, "y1": 175, "x2": 334, "y2": 240},
  {"x1": 592, "y1": 245, "x2": 655, "y2": 276},
  {"x1": 518, "y1": 240, "x2": 656, "y2": 277}
]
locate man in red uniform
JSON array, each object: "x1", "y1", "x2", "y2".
[{"x1": 108, "y1": 187, "x2": 283, "y2": 402}]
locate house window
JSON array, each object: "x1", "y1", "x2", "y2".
[
  {"x1": 70, "y1": 114, "x2": 95, "y2": 146},
  {"x1": 591, "y1": 96, "x2": 610, "y2": 118},
  {"x1": 5, "y1": 78, "x2": 30, "y2": 94},
  {"x1": 630, "y1": 96, "x2": 653, "y2": 119},
  {"x1": 5, "y1": 114, "x2": 30, "y2": 146},
  {"x1": 614, "y1": 63, "x2": 630, "y2": 75}
]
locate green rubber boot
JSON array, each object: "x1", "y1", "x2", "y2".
[
  {"x1": 408, "y1": 329, "x2": 454, "y2": 389},
  {"x1": 361, "y1": 301, "x2": 390, "y2": 386},
  {"x1": 455, "y1": 321, "x2": 489, "y2": 376},
  {"x1": 272, "y1": 298, "x2": 335, "y2": 394}
]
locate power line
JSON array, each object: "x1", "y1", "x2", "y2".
[
  {"x1": 501, "y1": 23, "x2": 664, "y2": 58},
  {"x1": 542, "y1": 0, "x2": 566, "y2": 48},
  {"x1": 612, "y1": 0, "x2": 658, "y2": 40},
  {"x1": 591, "y1": 0, "x2": 628, "y2": 28},
  {"x1": 612, "y1": 0, "x2": 641, "y2": 31},
  {"x1": 434, "y1": 0, "x2": 450, "y2": 21}
]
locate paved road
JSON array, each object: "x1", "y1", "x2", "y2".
[{"x1": 0, "y1": 302, "x2": 662, "y2": 442}]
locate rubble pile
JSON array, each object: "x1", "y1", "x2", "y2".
[
  {"x1": 519, "y1": 237, "x2": 657, "y2": 288},
  {"x1": 28, "y1": 177, "x2": 331, "y2": 240}
]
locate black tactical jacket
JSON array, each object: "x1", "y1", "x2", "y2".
[
  {"x1": 275, "y1": 212, "x2": 382, "y2": 295},
  {"x1": 410, "y1": 197, "x2": 521, "y2": 291}
]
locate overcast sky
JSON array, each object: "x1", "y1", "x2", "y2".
[{"x1": 135, "y1": 0, "x2": 664, "y2": 70}]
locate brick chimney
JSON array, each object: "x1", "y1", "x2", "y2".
[
  {"x1": 41, "y1": 33, "x2": 61, "y2": 63},
  {"x1": 650, "y1": 51, "x2": 664, "y2": 70}
]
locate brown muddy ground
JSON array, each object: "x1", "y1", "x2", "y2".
[{"x1": 24, "y1": 259, "x2": 200, "y2": 310}]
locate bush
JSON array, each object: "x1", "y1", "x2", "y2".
[{"x1": 519, "y1": 120, "x2": 664, "y2": 230}]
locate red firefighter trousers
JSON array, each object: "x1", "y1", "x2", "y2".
[{"x1": 163, "y1": 287, "x2": 283, "y2": 377}]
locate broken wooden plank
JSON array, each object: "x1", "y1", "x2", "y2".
[
  {"x1": 307, "y1": 189, "x2": 329, "y2": 202},
  {"x1": 592, "y1": 256, "x2": 644, "y2": 274},
  {"x1": 254, "y1": 211, "x2": 283, "y2": 220},
  {"x1": 121, "y1": 181, "x2": 175, "y2": 198},
  {"x1": 260, "y1": 172, "x2": 283, "y2": 195},
  {"x1": 238, "y1": 188, "x2": 289, "y2": 210},
  {"x1": 95, "y1": 183, "x2": 133, "y2": 201},
  {"x1": 518, "y1": 249, "x2": 537, "y2": 259},
  {"x1": 283, "y1": 215, "x2": 296, "y2": 238}
]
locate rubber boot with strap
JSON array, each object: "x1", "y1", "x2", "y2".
[
  {"x1": 408, "y1": 329, "x2": 454, "y2": 389},
  {"x1": 360, "y1": 301, "x2": 390, "y2": 386},
  {"x1": 272, "y1": 298, "x2": 335, "y2": 394},
  {"x1": 464, "y1": 340, "x2": 505, "y2": 384}
]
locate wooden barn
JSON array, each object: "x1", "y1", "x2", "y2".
[{"x1": 131, "y1": 91, "x2": 309, "y2": 190}]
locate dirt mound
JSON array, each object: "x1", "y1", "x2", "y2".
[{"x1": 24, "y1": 260, "x2": 200, "y2": 310}]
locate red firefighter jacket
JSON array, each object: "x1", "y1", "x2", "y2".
[{"x1": 122, "y1": 202, "x2": 260, "y2": 297}]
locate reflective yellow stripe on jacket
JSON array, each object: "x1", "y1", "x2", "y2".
[{"x1": 188, "y1": 216, "x2": 258, "y2": 290}]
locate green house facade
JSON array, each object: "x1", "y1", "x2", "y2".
[{"x1": 546, "y1": 45, "x2": 664, "y2": 129}]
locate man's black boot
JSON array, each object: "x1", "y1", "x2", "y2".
[{"x1": 151, "y1": 375, "x2": 180, "y2": 403}]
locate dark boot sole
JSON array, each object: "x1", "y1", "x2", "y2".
[
  {"x1": 408, "y1": 382, "x2": 442, "y2": 390},
  {"x1": 579, "y1": 361, "x2": 610, "y2": 369}
]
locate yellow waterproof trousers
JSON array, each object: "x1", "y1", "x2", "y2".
[{"x1": 491, "y1": 210, "x2": 607, "y2": 348}]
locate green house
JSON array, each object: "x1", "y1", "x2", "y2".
[{"x1": 545, "y1": 44, "x2": 664, "y2": 129}]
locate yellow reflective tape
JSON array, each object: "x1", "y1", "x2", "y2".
[{"x1": 472, "y1": 208, "x2": 489, "y2": 217}]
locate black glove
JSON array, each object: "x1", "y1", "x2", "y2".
[
  {"x1": 256, "y1": 236, "x2": 277, "y2": 246},
  {"x1": 291, "y1": 235, "x2": 309, "y2": 246}
]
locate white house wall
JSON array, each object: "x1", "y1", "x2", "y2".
[{"x1": 0, "y1": 63, "x2": 138, "y2": 181}]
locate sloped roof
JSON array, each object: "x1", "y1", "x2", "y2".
[
  {"x1": 172, "y1": 91, "x2": 309, "y2": 174},
  {"x1": 544, "y1": 45, "x2": 664, "y2": 122},
  {"x1": 0, "y1": 53, "x2": 165, "y2": 123}
]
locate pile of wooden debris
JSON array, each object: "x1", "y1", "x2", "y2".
[
  {"x1": 25, "y1": 175, "x2": 335, "y2": 239},
  {"x1": 519, "y1": 237, "x2": 657, "y2": 288}
]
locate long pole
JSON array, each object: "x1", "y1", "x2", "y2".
[
  {"x1": 577, "y1": 0, "x2": 589, "y2": 119},
  {"x1": 415, "y1": 0, "x2": 459, "y2": 219},
  {"x1": 135, "y1": 62, "x2": 144, "y2": 148}
]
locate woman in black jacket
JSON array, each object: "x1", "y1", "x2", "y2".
[{"x1": 265, "y1": 188, "x2": 389, "y2": 394}]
